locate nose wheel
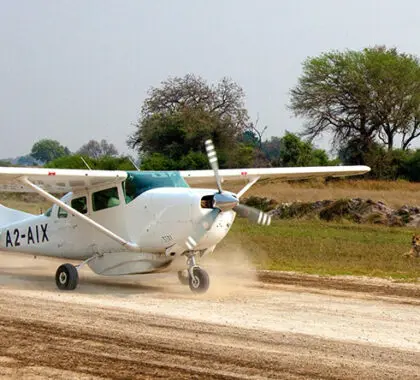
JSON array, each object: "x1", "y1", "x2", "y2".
[
  {"x1": 188, "y1": 266, "x2": 210, "y2": 293},
  {"x1": 178, "y1": 254, "x2": 210, "y2": 293}
]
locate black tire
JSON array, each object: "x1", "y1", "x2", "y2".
[
  {"x1": 188, "y1": 267, "x2": 210, "y2": 294},
  {"x1": 55, "y1": 263, "x2": 79, "y2": 290},
  {"x1": 177, "y1": 270, "x2": 189, "y2": 286}
]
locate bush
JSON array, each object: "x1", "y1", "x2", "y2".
[
  {"x1": 178, "y1": 151, "x2": 209, "y2": 170},
  {"x1": 46, "y1": 155, "x2": 136, "y2": 171},
  {"x1": 244, "y1": 196, "x2": 278, "y2": 212},
  {"x1": 140, "y1": 153, "x2": 177, "y2": 170}
]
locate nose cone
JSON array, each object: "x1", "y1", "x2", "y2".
[{"x1": 213, "y1": 192, "x2": 239, "y2": 212}]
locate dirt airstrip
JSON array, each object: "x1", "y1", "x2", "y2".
[{"x1": 0, "y1": 252, "x2": 420, "y2": 379}]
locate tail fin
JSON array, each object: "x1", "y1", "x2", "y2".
[{"x1": 0, "y1": 204, "x2": 34, "y2": 228}]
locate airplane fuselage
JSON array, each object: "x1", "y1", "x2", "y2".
[{"x1": 0, "y1": 186, "x2": 235, "y2": 275}]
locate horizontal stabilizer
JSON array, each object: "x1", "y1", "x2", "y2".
[{"x1": 0, "y1": 204, "x2": 34, "y2": 228}]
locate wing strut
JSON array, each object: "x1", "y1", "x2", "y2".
[
  {"x1": 19, "y1": 177, "x2": 141, "y2": 252},
  {"x1": 236, "y1": 176, "x2": 260, "y2": 199}
]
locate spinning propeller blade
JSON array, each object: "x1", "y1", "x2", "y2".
[
  {"x1": 205, "y1": 139, "x2": 223, "y2": 193},
  {"x1": 184, "y1": 209, "x2": 220, "y2": 250},
  {"x1": 232, "y1": 204, "x2": 271, "y2": 226},
  {"x1": 204, "y1": 139, "x2": 272, "y2": 226}
]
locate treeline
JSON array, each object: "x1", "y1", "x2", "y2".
[
  {"x1": 3, "y1": 45, "x2": 420, "y2": 181},
  {"x1": 2, "y1": 138, "x2": 137, "y2": 171}
]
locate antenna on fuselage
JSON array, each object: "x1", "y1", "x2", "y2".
[
  {"x1": 80, "y1": 157, "x2": 92, "y2": 170},
  {"x1": 129, "y1": 157, "x2": 140, "y2": 171}
]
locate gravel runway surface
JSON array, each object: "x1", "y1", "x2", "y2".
[{"x1": 0, "y1": 252, "x2": 420, "y2": 379}]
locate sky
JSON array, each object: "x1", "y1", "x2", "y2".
[{"x1": 1, "y1": 0, "x2": 419, "y2": 159}]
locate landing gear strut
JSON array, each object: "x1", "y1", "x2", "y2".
[
  {"x1": 55, "y1": 263, "x2": 79, "y2": 290},
  {"x1": 178, "y1": 254, "x2": 210, "y2": 293}
]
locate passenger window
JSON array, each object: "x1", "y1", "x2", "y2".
[
  {"x1": 71, "y1": 196, "x2": 88, "y2": 214},
  {"x1": 58, "y1": 207, "x2": 68, "y2": 218},
  {"x1": 92, "y1": 187, "x2": 120, "y2": 212}
]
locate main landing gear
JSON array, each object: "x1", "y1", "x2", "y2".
[
  {"x1": 55, "y1": 263, "x2": 79, "y2": 290},
  {"x1": 178, "y1": 254, "x2": 210, "y2": 294},
  {"x1": 55, "y1": 256, "x2": 96, "y2": 290}
]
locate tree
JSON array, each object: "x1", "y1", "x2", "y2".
[
  {"x1": 30, "y1": 139, "x2": 70, "y2": 163},
  {"x1": 262, "y1": 137, "x2": 282, "y2": 166},
  {"x1": 16, "y1": 155, "x2": 39, "y2": 166},
  {"x1": 77, "y1": 139, "x2": 118, "y2": 159},
  {"x1": 245, "y1": 114, "x2": 268, "y2": 149},
  {"x1": 402, "y1": 150, "x2": 420, "y2": 181},
  {"x1": 128, "y1": 74, "x2": 251, "y2": 169},
  {"x1": 339, "y1": 139, "x2": 409, "y2": 179},
  {"x1": 290, "y1": 46, "x2": 420, "y2": 152},
  {"x1": 278, "y1": 132, "x2": 330, "y2": 167}
]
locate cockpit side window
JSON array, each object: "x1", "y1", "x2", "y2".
[
  {"x1": 44, "y1": 207, "x2": 52, "y2": 217},
  {"x1": 71, "y1": 196, "x2": 88, "y2": 214},
  {"x1": 92, "y1": 187, "x2": 120, "y2": 211}
]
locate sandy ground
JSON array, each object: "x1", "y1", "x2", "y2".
[{"x1": 1, "y1": 252, "x2": 420, "y2": 379}]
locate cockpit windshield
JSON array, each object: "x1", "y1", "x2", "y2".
[{"x1": 124, "y1": 171, "x2": 189, "y2": 203}]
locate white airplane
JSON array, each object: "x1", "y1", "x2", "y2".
[{"x1": 0, "y1": 140, "x2": 370, "y2": 293}]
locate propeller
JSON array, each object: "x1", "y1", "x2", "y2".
[
  {"x1": 182, "y1": 139, "x2": 271, "y2": 251},
  {"x1": 204, "y1": 139, "x2": 271, "y2": 226}
]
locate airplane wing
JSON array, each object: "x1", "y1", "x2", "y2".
[
  {"x1": 0, "y1": 167, "x2": 128, "y2": 192},
  {"x1": 0, "y1": 165, "x2": 370, "y2": 192},
  {"x1": 180, "y1": 165, "x2": 371, "y2": 185}
]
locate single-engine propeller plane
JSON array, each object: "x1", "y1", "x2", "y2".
[{"x1": 0, "y1": 140, "x2": 370, "y2": 293}]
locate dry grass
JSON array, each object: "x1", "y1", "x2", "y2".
[
  {"x1": 193, "y1": 178, "x2": 420, "y2": 208},
  {"x1": 0, "y1": 193, "x2": 51, "y2": 215}
]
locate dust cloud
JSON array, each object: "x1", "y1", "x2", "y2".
[{"x1": 200, "y1": 245, "x2": 259, "y2": 299}]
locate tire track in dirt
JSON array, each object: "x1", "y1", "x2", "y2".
[
  {"x1": 0, "y1": 293, "x2": 420, "y2": 380},
  {"x1": 1, "y1": 252, "x2": 420, "y2": 379},
  {"x1": 258, "y1": 270, "x2": 420, "y2": 299}
]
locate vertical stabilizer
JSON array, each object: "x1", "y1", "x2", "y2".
[{"x1": 0, "y1": 204, "x2": 34, "y2": 228}]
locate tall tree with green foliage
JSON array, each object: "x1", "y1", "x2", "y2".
[
  {"x1": 30, "y1": 139, "x2": 70, "y2": 163},
  {"x1": 128, "y1": 74, "x2": 254, "y2": 169},
  {"x1": 278, "y1": 132, "x2": 329, "y2": 167},
  {"x1": 290, "y1": 46, "x2": 420, "y2": 152},
  {"x1": 261, "y1": 133, "x2": 329, "y2": 167}
]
